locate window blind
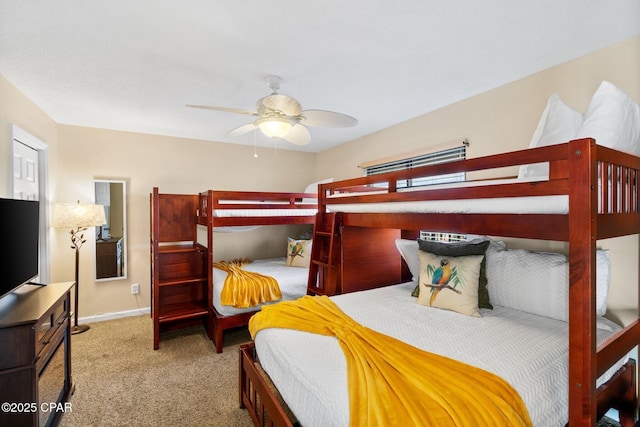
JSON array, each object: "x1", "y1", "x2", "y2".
[
  {"x1": 364, "y1": 144, "x2": 466, "y2": 189},
  {"x1": 363, "y1": 143, "x2": 468, "y2": 242}
]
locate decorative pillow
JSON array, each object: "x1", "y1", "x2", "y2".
[
  {"x1": 394, "y1": 239, "x2": 421, "y2": 282},
  {"x1": 417, "y1": 251, "x2": 484, "y2": 317},
  {"x1": 518, "y1": 93, "x2": 584, "y2": 180},
  {"x1": 576, "y1": 81, "x2": 640, "y2": 157},
  {"x1": 302, "y1": 178, "x2": 334, "y2": 203},
  {"x1": 396, "y1": 237, "x2": 504, "y2": 284},
  {"x1": 416, "y1": 239, "x2": 492, "y2": 309},
  {"x1": 286, "y1": 238, "x2": 312, "y2": 268},
  {"x1": 486, "y1": 248, "x2": 611, "y2": 321}
]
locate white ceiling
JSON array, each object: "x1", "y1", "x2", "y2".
[{"x1": 1, "y1": 1, "x2": 639, "y2": 153}]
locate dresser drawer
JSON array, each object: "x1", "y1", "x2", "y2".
[
  {"x1": 36, "y1": 315, "x2": 67, "y2": 374},
  {"x1": 34, "y1": 295, "x2": 69, "y2": 358}
]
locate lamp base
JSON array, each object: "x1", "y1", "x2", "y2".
[{"x1": 71, "y1": 324, "x2": 90, "y2": 335}]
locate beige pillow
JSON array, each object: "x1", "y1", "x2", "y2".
[
  {"x1": 417, "y1": 251, "x2": 484, "y2": 317},
  {"x1": 286, "y1": 238, "x2": 312, "y2": 268}
]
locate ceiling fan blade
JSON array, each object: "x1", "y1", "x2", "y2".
[
  {"x1": 283, "y1": 124, "x2": 311, "y2": 145},
  {"x1": 259, "y1": 94, "x2": 302, "y2": 116},
  {"x1": 186, "y1": 104, "x2": 258, "y2": 116},
  {"x1": 299, "y1": 109, "x2": 358, "y2": 128},
  {"x1": 226, "y1": 123, "x2": 257, "y2": 138}
]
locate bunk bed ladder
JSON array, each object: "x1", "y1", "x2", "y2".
[{"x1": 307, "y1": 212, "x2": 341, "y2": 296}]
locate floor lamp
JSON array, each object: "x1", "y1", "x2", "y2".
[{"x1": 53, "y1": 201, "x2": 106, "y2": 334}]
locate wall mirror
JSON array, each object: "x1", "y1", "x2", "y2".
[{"x1": 94, "y1": 179, "x2": 127, "y2": 281}]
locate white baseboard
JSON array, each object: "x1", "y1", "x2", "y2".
[{"x1": 79, "y1": 307, "x2": 150, "y2": 323}]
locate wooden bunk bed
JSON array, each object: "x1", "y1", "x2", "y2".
[
  {"x1": 239, "y1": 138, "x2": 640, "y2": 426},
  {"x1": 197, "y1": 190, "x2": 317, "y2": 353}
]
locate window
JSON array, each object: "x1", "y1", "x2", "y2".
[
  {"x1": 363, "y1": 144, "x2": 466, "y2": 189},
  {"x1": 419, "y1": 231, "x2": 466, "y2": 242},
  {"x1": 364, "y1": 142, "x2": 468, "y2": 242}
]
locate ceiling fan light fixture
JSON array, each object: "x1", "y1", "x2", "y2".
[{"x1": 256, "y1": 117, "x2": 292, "y2": 139}]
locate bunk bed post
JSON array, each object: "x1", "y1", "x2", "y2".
[
  {"x1": 567, "y1": 138, "x2": 599, "y2": 426},
  {"x1": 204, "y1": 191, "x2": 216, "y2": 349},
  {"x1": 151, "y1": 188, "x2": 160, "y2": 349}
]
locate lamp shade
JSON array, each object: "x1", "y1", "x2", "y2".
[
  {"x1": 52, "y1": 201, "x2": 106, "y2": 229},
  {"x1": 256, "y1": 117, "x2": 292, "y2": 139}
]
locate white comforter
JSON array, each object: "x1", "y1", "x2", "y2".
[
  {"x1": 212, "y1": 257, "x2": 308, "y2": 316},
  {"x1": 254, "y1": 282, "x2": 627, "y2": 427}
]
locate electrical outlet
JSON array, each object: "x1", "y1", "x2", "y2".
[{"x1": 131, "y1": 283, "x2": 140, "y2": 295}]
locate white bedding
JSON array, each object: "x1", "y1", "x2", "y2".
[
  {"x1": 328, "y1": 195, "x2": 568, "y2": 214},
  {"x1": 213, "y1": 208, "x2": 317, "y2": 217},
  {"x1": 326, "y1": 177, "x2": 570, "y2": 214},
  {"x1": 211, "y1": 208, "x2": 316, "y2": 232},
  {"x1": 212, "y1": 257, "x2": 308, "y2": 316},
  {"x1": 325, "y1": 174, "x2": 624, "y2": 214},
  {"x1": 254, "y1": 282, "x2": 628, "y2": 427}
]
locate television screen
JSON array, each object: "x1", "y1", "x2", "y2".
[{"x1": 0, "y1": 198, "x2": 39, "y2": 299}]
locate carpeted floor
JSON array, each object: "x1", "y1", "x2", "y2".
[
  {"x1": 58, "y1": 314, "x2": 626, "y2": 427},
  {"x1": 59, "y1": 315, "x2": 253, "y2": 426}
]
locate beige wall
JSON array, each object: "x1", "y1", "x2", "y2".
[
  {"x1": 1, "y1": 35, "x2": 638, "y2": 323},
  {"x1": 50, "y1": 126, "x2": 316, "y2": 318},
  {"x1": 318, "y1": 35, "x2": 640, "y2": 325},
  {"x1": 0, "y1": 76, "x2": 59, "y2": 196},
  {"x1": 0, "y1": 77, "x2": 316, "y2": 318}
]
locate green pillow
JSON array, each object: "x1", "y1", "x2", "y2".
[{"x1": 413, "y1": 239, "x2": 492, "y2": 309}]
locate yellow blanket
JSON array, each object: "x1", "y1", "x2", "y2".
[
  {"x1": 214, "y1": 259, "x2": 282, "y2": 308},
  {"x1": 250, "y1": 295, "x2": 532, "y2": 427}
]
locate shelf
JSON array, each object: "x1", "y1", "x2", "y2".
[
  {"x1": 158, "y1": 243, "x2": 205, "y2": 254},
  {"x1": 151, "y1": 189, "x2": 210, "y2": 350},
  {"x1": 158, "y1": 277, "x2": 207, "y2": 287},
  {"x1": 158, "y1": 301, "x2": 208, "y2": 322}
]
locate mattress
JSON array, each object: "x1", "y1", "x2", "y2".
[
  {"x1": 212, "y1": 257, "x2": 308, "y2": 316},
  {"x1": 254, "y1": 282, "x2": 628, "y2": 427},
  {"x1": 326, "y1": 177, "x2": 570, "y2": 214},
  {"x1": 325, "y1": 175, "x2": 622, "y2": 214},
  {"x1": 327, "y1": 195, "x2": 568, "y2": 214},
  {"x1": 212, "y1": 208, "x2": 317, "y2": 217}
]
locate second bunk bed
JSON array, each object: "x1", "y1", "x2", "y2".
[{"x1": 197, "y1": 189, "x2": 317, "y2": 353}]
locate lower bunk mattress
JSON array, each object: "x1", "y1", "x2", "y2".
[
  {"x1": 212, "y1": 257, "x2": 308, "y2": 317},
  {"x1": 254, "y1": 282, "x2": 629, "y2": 427}
]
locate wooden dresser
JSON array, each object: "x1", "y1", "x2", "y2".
[
  {"x1": 96, "y1": 238, "x2": 123, "y2": 279},
  {"x1": 0, "y1": 282, "x2": 74, "y2": 427}
]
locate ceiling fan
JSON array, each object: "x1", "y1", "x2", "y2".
[{"x1": 187, "y1": 75, "x2": 357, "y2": 145}]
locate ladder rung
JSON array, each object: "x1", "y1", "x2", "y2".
[{"x1": 308, "y1": 212, "x2": 339, "y2": 296}]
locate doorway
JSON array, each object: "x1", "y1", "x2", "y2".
[{"x1": 11, "y1": 125, "x2": 50, "y2": 283}]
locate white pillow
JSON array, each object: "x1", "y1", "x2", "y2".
[
  {"x1": 302, "y1": 178, "x2": 333, "y2": 203},
  {"x1": 518, "y1": 93, "x2": 584, "y2": 180},
  {"x1": 394, "y1": 237, "x2": 505, "y2": 283},
  {"x1": 395, "y1": 239, "x2": 420, "y2": 282},
  {"x1": 576, "y1": 81, "x2": 640, "y2": 157},
  {"x1": 486, "y1": 248, "x2": 610, "y2": 321}
]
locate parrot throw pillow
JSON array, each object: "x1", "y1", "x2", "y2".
[
  {"x1": 286, "y1": 238, "x2": 312, "y2": 268},
  {"x1": 417, "y1": 251, "x2": 484, "y2": 317}
]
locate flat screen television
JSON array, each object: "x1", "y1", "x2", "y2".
[{"x1": 0, "y1": 198, "x2": 40, "y2": 299}]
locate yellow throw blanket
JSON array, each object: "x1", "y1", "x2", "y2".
[
  {"x1": 250, "y1": 295, "x2": 532, "y2": 427},
  {"x1": 214, "y1": 259, "x2": 282, "y2": 308}
]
